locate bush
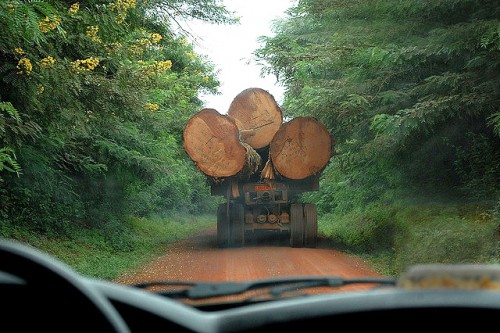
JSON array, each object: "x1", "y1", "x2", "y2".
[
  {"x1": 319, "y1": 204, "x2": 396, "y2": 252},
  {"x1": 392, "y1": 205, "x2": 499, "y2": 273},
  {"x1": 318, "y1": 201, "x2": 500, "y2": 276}
]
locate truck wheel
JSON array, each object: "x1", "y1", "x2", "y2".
[
  {"x1": 290, "y1": 203, "x2": 304, "y2": 248},
  {"x1": 229, "y1": 203, "x2": 245, "y2": 247},
  {"x1": 217, "y1": 203, "x2": 230, "y2": 248},
  {"x1": 304, "y1": 204, "x2": 318, "y2": 248}
]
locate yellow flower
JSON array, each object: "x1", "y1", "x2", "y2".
[
  {"x1": 149, "y1": 33, "x2": 162, "y2": 44},
  {"x1": 145, "y1": 102, "x2": 160, "y2": 111},
  {"x1": 138, "y1": 38, "x2": 151, "y2": 46},
  {"x1": 111, "y1": 0, "x2": 136, "y2": 24},
  {"x1": 37, "y1": 84, "x2": 45, "y2": 95},
  {"x1": 14, "y1": 48, "x2": 24, "y2": 55},
  {"x1": 158, "y1": 60, "x2": 172, "y2": 71},
  {"x1": 38, "y1": 16, "x2": 60, "y2": 33},
  {"x1": 17, "y1": 57, "x2": 32, "y2": 75},
  {"x1": 105, "y1": 42, "x2": 123, "y2": 53},
  {"x1": 129, "y1": 45, "x2": 144, "y2": 56},
  {"x1": 40, "y1": 56, "x2": 56, "y2": 68},
  {"x1": 86, "y1": 26, "x2": 101, "y2": 43},
  {"x1": 71, "y1": 57, "x2": 99, "y2": 73},
  {"x1": 69, "y1": 3, "x2": 79, "y2": 15},
  {"x1": 141, "y1": 60, "x2": 172, "y2": 75}
]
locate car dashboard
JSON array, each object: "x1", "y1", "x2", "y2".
[{"x1": 2, "y1": 238, "x2": 500, "y2": 332}]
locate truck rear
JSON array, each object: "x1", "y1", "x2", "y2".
[
  {"x1": 211, "y1": 176, "x2": 320, "y2": 248},
  {"x1": 183, "y1": 87, "x2": 333, "y2": 249}
]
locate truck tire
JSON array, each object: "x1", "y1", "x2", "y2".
[
  {"x1": 217, "y1": 203, "x2": 230, "y2": 248},
  {"x1": 290, "y1": 203, "x2": 304, "y2": 247},
  {"x1": 304, "y1": 204, "x2": 318, "y2": 248},
  {"x1": 229, "y1": 203, "x2": 245, "y2": 247}
]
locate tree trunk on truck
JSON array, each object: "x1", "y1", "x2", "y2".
[
  {"x1": 227, "y1": 87, "x2": 283, "y2": 150},
  {"x1": 183, "y1": 88, "x2": 334, "y2": 249},
  {"x1": 270, "y1": 116, "x2": 333, "y2": 180},
  {"x1": 183, "y1": 108, "x2": 261, "y2": 179}
]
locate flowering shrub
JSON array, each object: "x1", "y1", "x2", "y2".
[
  {"x1": 40, "y1": 56, "x2": 56, "y2": 68},
  {"x1": 71, "y1": 57, "x2": 100, "y2": 73},
  {"x1": 38, "y1": 16, "x2": 60, "y2": 33},
  {"x1": 17, "y1": 58, "x2": 32, "y2": 75}
]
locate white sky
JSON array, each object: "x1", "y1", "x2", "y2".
[{"x1": 184, "y1": 1, "x2": 294, "y2": 114}]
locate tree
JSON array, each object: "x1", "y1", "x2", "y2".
[
  {"x1": 0, "y1": 0, "x2": 237, "y2": 231},
  {"x1": 256, "y1": 0, "x2": 500, "y2": 211}
]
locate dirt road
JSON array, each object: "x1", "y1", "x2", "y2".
[{"x1": 115, "y1": 227, "x2": 383, "y2": 295}]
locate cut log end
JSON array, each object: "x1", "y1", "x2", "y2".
[
  {"x1": 227, "y1": 87, "x2": 283, "y2": 149},
  {"x1": 183, "y1": 108, "x2": 246, "y2": 178},
  {"x1": 270, "y1": 117, "x2": 332, "y2": 180},
  {"x1": 183, "y1": 89, "x2": 334, "y2": 184}
]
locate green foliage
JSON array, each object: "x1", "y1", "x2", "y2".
[
  {"x1": 319, "y1": 203, "x2": 397, "y2": 252},
  {"x1": 0, "y1": 101, "x2": 23, "y2": 176},
  {"x1": 318, "y1": 201, "x2": 500, "y2": 276},
  {"x1": 0, "y1": 101, "x2": 20, "y2": 122},
  {"x1": 0, "y1": 0, "x2": 236, "y2": 234},
  {"x1": 260, "y1": 1, "x2": 500, "y2": 275},
  {"x1": 303, "y1": 138, "x2": 402, "y2": 215},
  {"x1": 146, "y1": 0, "x2": 239, "y2": 25},
  {"x1": 392, "y1": 204, "x2": 499, "y2": 273},
  {"x1": 1, "y1": 213, "x2": 215, "y2": 279},
  {"x1": 489, "y1": 112, "x2": 500, "y2": 137},
  {"x1": 257, "y1": 0, "x2": 500, "y2": 208},
  {"x1": 3, "y1": 144, "x2": 84, "y2": 234},
  {"x1": 0, "y1": 147, "x2": 21, "y2": 175},
  {"x1": 0, "y1": 1, "x2": 55, "y2": 48},
  {"x1": 452, "y1": 132, "x2": 500, "y2": 199}
]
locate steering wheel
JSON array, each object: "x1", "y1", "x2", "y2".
[{"x1": 0, "y1": 238, "x2": 130, "y2": 332}]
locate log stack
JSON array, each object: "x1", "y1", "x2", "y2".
[{"x1": 183, "y1": 87, "x2": 333, "y2": 183}]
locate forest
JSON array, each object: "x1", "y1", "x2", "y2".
[
  {"x1": 1, "y1": 0, "x2": 499, "y2": 270},
  {"x1": 0, "y1": 0, "x2": 237, "y2": 233},
  {"x1": 255, "y1": 0, "x2": 500, "y2": 213}
]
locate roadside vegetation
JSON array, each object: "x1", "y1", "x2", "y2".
[
  {"x1": 1, "y1": 0, "x2": 499, "y2": 279},
  {"x1": 265, "y1": 0, "x2": 500, "y2": 275},
  {"x1": 317, "y1": 200, "x2": 499, "y2": 276},
  {"x1": 2, "y1": 213, "x2": 215, "y2": 279}
]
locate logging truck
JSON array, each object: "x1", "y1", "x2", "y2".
[
  {"x1": 183, "y1": 88, "x2": 333, "y2": 248},
  {"x1": 210, "y1": 174, "x2": 321, "y2": 248}
]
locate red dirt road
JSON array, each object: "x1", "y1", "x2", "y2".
[{"x1": 115, "y1": 227, "x2": 383, "y2": 295}]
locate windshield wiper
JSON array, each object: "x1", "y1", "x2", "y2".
[{"x1": 132, "y1": 276, "x2": 396, "y2": 300}]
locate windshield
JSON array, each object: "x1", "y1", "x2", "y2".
[{"x1": 0, "y1": 0, "x2": 499, "y2": 304}]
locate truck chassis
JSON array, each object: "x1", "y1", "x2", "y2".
[{"x1": 212, "y1": 177, "x2": 319, "y2": 248}]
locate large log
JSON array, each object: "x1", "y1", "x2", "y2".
[
  {"x1": 227, "y1": 87, "x2": 283, "y2": 149},
  {"x1": 269, "y1": 117, "x2": 332, "y2": 180},
  {"x1": 183, "y1": 108, "x2": 261, "y2": 179}
]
